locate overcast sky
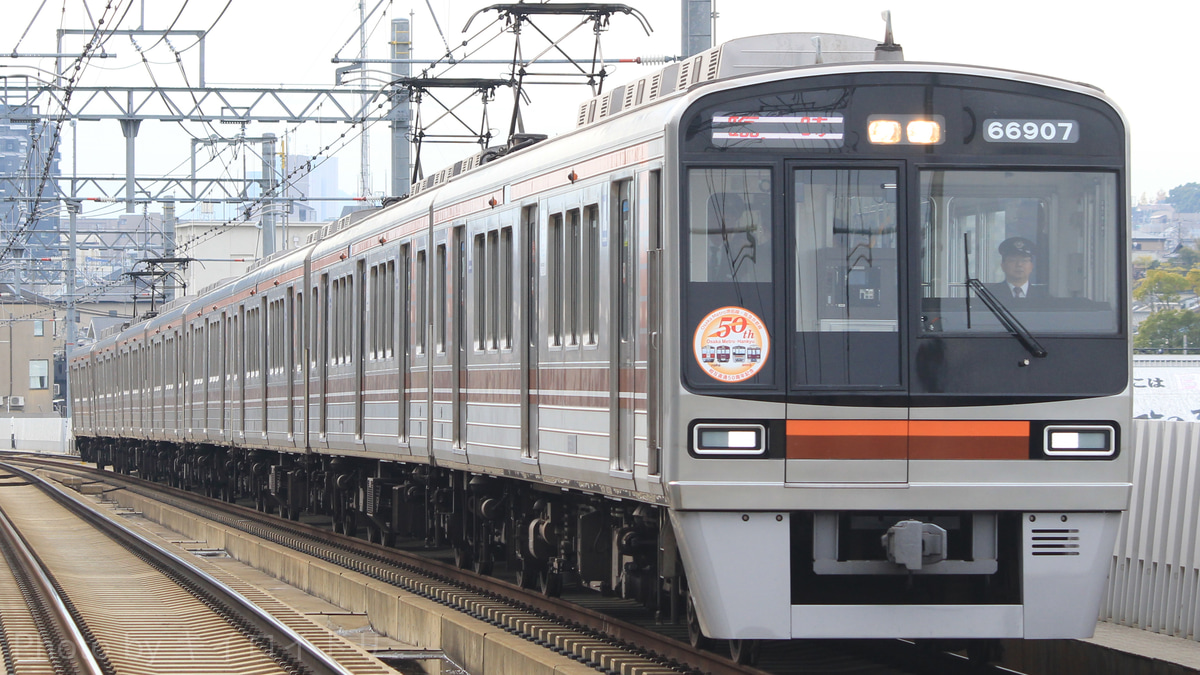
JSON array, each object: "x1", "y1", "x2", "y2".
[{"x1": 3, "y1": 0, "x2": 1195, "y2": 216}]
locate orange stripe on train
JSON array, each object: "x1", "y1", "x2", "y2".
[{"x1": 786, "y1": 420, "x2": 1030, "y2": 460}]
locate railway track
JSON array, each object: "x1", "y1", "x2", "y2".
[
  {"x1": 6, "y1": 455, "x2": 1024, "y2": 675},
  {"x1": 0, "y1": 461, "x2": 396, "y2": 675}
]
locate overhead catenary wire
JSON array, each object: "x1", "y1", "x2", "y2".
[{"x1": 1, "y1": 0, "x2": 134, "y2": 262}]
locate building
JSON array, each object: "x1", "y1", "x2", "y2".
[
  {"x1": 0, "y1": 284, "x2": 131, "y2": 417},
  {"x1": 173, "y1": 218, "x2": 322, "y2": 294},
  {"x1": 0, "y1": 106, "x2": 61, "y2": 258}
]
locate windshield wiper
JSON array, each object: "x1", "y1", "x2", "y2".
[
  {"x1": 961, "y1": 233, "x2": 1047, "y2": 359},
  {"x1": 965, "y1": 278, "x2": 1048, "y2": 359}
]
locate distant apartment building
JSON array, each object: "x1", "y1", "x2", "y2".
[
  {"x1": 0, "y1": 284, "x2": 131, "y2": 417},
  {"x1": 0, "y1": 107, "x2": 61, "y2": 258},
  {"x1": 173, "y1": 219, "x2": 321, "y2": 294}
]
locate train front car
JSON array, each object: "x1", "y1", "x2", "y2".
[{"x1": 666, "y1": 49, "x2": 1130, "y2": 643}]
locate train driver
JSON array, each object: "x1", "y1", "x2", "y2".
[{"x1": 988, "y1": 236, "x2": 1046, "y2": 300}]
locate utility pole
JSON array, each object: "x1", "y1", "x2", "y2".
[
  {"x1": 681, "y1": 0, "x2": 714, "y2": 58},
  {"x1": 391, "y1": 15, "x2": 413, "y2": 197},
  {"x1": 261, "y1": 134, "x2": 277, "y2": 256},
  {"x1": 359, "y1": 0, "x2": 372, "y2": 200}
]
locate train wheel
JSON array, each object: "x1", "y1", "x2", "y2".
[
  {"x1": 729, "y1": 639, "x2": 758, "y2": 665},
  {"x1": 515, "y1": 561, "x2": 539, "y2": 589},
  {"x1": 538, "y1": 570, "x2": 562, "y2": 597},
  {"x1": 473, "y1": 557, "x2": 493, "y2": 576},
  {"x1": 686, "y1": 593, "x2": 710, "y2": 650},
  {"x1": 453, "y1": 545, "x2": 473, "y2": 570}
]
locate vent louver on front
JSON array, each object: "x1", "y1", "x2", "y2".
[
  {"x1": 704, "y1": 47, "x2": 721, "y2": 81},
  {"x1": 1030, "y1": 528, "x2": 1081, "y2": 556}
]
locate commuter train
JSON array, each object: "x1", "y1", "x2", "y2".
[{"x1": 69, "y1": 30, "x2": 1131, "y2": 662}]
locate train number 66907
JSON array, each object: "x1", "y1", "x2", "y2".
[{"x1": 983, "y1": 119, "x2": 1078, "y2": 143}]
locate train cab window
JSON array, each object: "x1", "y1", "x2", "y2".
[
  {"x1": 791, "y1": 168, "x2": 900, "y2": 388},
  {"x1": 919, "y1": 171, "x2": 1119, "y2": 334},
  {"x1": 688, "y1": 168, "x2": 773, "y2": 284}
]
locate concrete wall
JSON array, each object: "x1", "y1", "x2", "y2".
[
  {"x1": 0, "y1": 417, "x2": 70, "y2": 453},
  {"x1": 1104, "y1": 419, "x2": 1200, "y2": 640}
]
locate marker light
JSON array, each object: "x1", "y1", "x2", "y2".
[
  {"x1": 868, "y1": 120, "x2": 902, "y2": 144},
  {"x1": 692, "y1": 423, "x2": 767, "y2": 456},
  {"x1": 1043, "y1": 425, "x2": 1115, "y2": 457},
  {"x1": 906, "y1": 120, "x2": 942, "y2": 144}
]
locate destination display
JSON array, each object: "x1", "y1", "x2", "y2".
[{"x1": 711, "y1": 113, "x2": 844, "y2": 149}]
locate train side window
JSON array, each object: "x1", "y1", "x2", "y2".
[
  {"x1": 329, "y1": 279, "x2": 340, "y2": 365},
  {"x1": 415, "y1": 250, "x2": 427, "y2": 355},
  {"x1": 474, "y1": 233, "x2": 487, "y2": 351},
  {"x1": 487, "y1": 229, "x2": 499, "y2": 350},
  {"x1": 500, "y1": 226, "x2": 513, "y2": 349},
  {"x1": 348, "y1": 274, "x2": 356, "y2": 363},
  {"x1": 436, "y1": 244, "x2": 447, "y2": 354},
  {"x1": 566, "y1": 208, "x2": 581, "y2": 346},
  {"x1": 583, "y1": 205, "x2": 599, "y2": 345},
  {"x1": 369, "y1": 264, "x2": 380, "y2": 360},
  {"x1": 548, "y1": 212, "x2": 564, "y2": 347},
  {"x1": 384, "y1": 260, "x2": 395, "y2": 359},
  {"x1": 616, "y1": 179, "x2": 635, "y2": 344},
  {"x1": 295, "y1": 291, "x2": 303, "y2": 372},
  {"x1": 267, "y1": 300, "x2": 276, "y2": 374}
]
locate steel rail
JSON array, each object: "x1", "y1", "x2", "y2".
[
  {"x1": 0, "y1": 497, "x2": 106, "y2": 675},
  {"x1": 9, "y1": 456, "x2": 1020, "y2": 675},
  {"x1": 0, "y1": 461, "x2": 359, "y2": 675},
  {"x1": 15, "y1": 457, "x2": 760, "y2": 675}
]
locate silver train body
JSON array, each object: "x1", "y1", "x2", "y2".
[{"x1": 70, "y1": 33, "x2": 1131, "y2": 642}]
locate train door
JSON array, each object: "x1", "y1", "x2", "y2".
[
  {"x1": 290, "y1": 286, "x2": 300, "y2": 444},
  {"x1": 397, "y1": 245, "x2": 409, "y2": 447},
  {"x1": 319, "y1": 273, "x2": 330, "y2": 442},
  {"x1": 260, "y1": 295, "x2": 269, "y2": 439},
  {"x1": 521, "y1": 204, "x2": 539, "y2": 460},
  {"x1": 453, "y1": 225, "x2": 467, "y2": 451},
  {"x1": 784, "y1": 163, "x2": 907, "y2": 483},
  {"x1": 240, "y1": 305, "x2": 249, "y2": 441},
  {"x1": 645, "y1": 169, "x2": 663, "y2": 478},
  {"x1": 223, "y1": 316, "x2": 231, "y2": 441},
  {"x1": 411, "y1": 244, "x2": 429, "y2": 455},
  {"x1": 356, "y1": 261, "x2": 367, "y2": 440},
  {"x1": 611, "y1": 179, "x2": 636, "y2": 473}
]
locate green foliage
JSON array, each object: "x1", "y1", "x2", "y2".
[
  {"x1": 1134, "y1": 269, "x2": 1191, "y2": 309},
  {"x1": 1176, "y1": 246, "x2": 1200, "y2": 269},
  {"x1": 1135, "y1": 308, "x2": 1200, "y2": 351},
  {"x1": 1164, "y1": 183, "x2": 1200, "y2": 214}
]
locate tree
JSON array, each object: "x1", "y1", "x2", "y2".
[
  {"x1": 1134, "y1": 269, "x2": 1191, "y2": 311},
  {"x1": 1176, "y1": 246, "x2": 1200, "y2": 270},
  {"x1": 1164, "y1": 183, "x2": 1200, "y2": 213},
  {"x1": 1135, "y1": 308, "x2": 1200, "y2": 352}
]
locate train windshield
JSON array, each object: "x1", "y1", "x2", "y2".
[{"x1": 919, "y1": 170, "x2": 1120, "y2": 335}]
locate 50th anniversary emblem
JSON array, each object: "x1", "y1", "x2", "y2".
[{"x1": 693, "y1": 306, "x2": 770, "y2": 382}]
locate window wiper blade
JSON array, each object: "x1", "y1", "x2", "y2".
[{"x1": 967, "y1": 278, "x2": 1048, "y2": 358}]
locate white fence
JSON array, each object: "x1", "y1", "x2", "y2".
[
  {"x1": 1104, "y1": 420, "x2": 1200, "y2": 640},
  {"x1": 0, "y1": 417, "x2": 71, "y2": 454}
]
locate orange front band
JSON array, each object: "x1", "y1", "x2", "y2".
[{"x1": 786, "y1": 420, "x2": 1030, "y2": 460}]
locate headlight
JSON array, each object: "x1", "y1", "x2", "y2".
[
  {"x1": 906, "y1": 120, "x2": 942, "y2": 144},
  {"x1": 868, "y1": 120, "x2": 902, "y2": 144},
  {"x1": 1043, "y1": 425, "x2": 1115, "y2": 457},
  {"x1": 692, "y1": 423, "x2": 767, "y2": 456}
]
